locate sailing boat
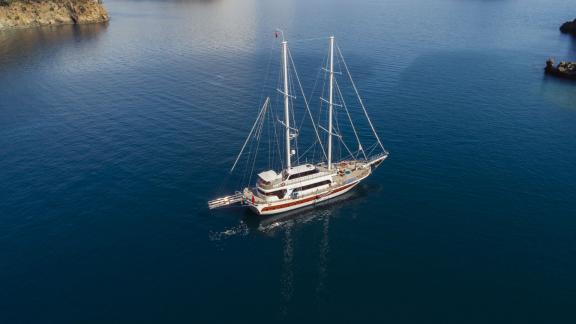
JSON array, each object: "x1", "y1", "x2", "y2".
[{"x1": 208, "y1": 35, "x2": 388, "y2": 216}]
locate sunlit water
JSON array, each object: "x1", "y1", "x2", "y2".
[{"x1": 1, "y1": 0, "x2": 575, "y2": 322}]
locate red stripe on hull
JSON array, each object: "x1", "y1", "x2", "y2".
[{"x1": 261, "y1": 182, "x2": 356, "y2": 212}]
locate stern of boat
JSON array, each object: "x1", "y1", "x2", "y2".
[{"x1": 242, "y1": 187, "x2": 265, "y2": 215}]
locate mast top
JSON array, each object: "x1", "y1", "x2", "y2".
[{"x1": 276, "y1": 29, "x2": 286, "y2": 42}]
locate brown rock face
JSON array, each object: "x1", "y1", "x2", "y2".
[{"x1": 0, "y1": 0, "x2": 109, "y2": 29}]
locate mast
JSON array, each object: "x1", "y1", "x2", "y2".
[
  {"x1": 282, "y1": 41, "x2": 291, "y2": 170},
  {"x1": 327, "y1": 36, "x2": 335, "y2": 170}
]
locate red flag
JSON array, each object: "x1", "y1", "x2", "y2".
[{"x1": 252, "y1": 196, "x2": 255, "y2": 204}]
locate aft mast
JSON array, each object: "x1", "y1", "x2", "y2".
[
  {"x1": 282, "y1": 40, "x2": 292, "y2": 170},
  {"x1": 327, "y1": 36, "x2": 335, "y2": 170}
]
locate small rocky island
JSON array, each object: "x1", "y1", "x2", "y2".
[
  {"x1": 544, "y1": 19, "x2": 576, "y2": 80},
  {"x1": 545, "y1": 58, "x2": 576, "y2": 80},
  {"x1": 560, "y1": 18, "x2": 576, "y2": 36},
  {"x1": 0, "y1": 0, "x2": 108, "y2": 29}
]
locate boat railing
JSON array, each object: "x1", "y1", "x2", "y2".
[
  {"x1": 263, "y1": 185, "x2": 332, "y2": 204},
  {"x1": 258, "y1": 172, "x2": 333, "y2": 190},
  {"x1": 367, "y1": 151, "x2": 389, "y2": 162},
  {"x1": 208, "y1": 191, "x2": 244, "y2": 209}
]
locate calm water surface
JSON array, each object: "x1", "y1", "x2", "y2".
[{"x1": 1, "y1": 0, "x2": 575, "y2": 322}]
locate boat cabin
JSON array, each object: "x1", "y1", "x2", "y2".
[
  {"x1": 282, "y1": 164, "x2": 319, "y2": 181},
  {"x1": 257, "y1": 170, "x2": 282, "y2": 186},
  {"x1": 257, "y1": 164, "x2": 321, "y2": 187},
  {"x1": 255, "y1": 164, "x2": 334, "y2": 202}
]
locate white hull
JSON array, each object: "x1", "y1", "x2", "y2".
[{"x1": 249, "y1": 179, "x2": 361, "y2": 216}]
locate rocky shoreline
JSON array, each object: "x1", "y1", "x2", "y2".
[
  {"x1": 545, "y1": 58, "x2": 576, "y2": 80},
  {"x1": 0, "y1": 0, "x2": 108, "y2": 29}
]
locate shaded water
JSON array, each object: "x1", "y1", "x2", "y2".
[{"x1": 1, "y1": 0, "x2": 576, "y2": 322}]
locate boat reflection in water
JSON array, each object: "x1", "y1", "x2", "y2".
[
  {"x1": 254, "y1": 189, "x2": 363, "y2": 231},
  {"x1": 209, "y1": 184, "x2": 374, "y2": 317},
  {"x1": 264, "y1": 189, "x2": 368, "y2": 317}
]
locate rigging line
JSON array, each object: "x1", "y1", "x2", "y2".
[
  {"x1": 332, "y1": 99, "x2": 340, "y2": 160},
  {"x1": 368, "y1": 146, "x2": 377, "y2": 158},
  {"x1": 338, "y1": 136, "x2": 355, "y2": 161},
  {"x1": 296, "y1": 79, "x2": 308, "y2": 131},
  {"x1": 255, "y1": 101, "x2": 268, "y2": 142},
  {"x1": 268, "y1": 97, "x2": 272, "y2": 170},
  {"x1": 242, "y1": 111, "x2": 260, "y2": 186},
  {"x1": 337, "y1": 45, "x2": 387, "y2": 153},
  {"x1": 271, "y1": 116, "x2": 276, "y2": 172},
  {"x1": 249, "y1": 103, "x2": 268, "y2": 183},
  {"x1": 269, "y1": 104, "x2": 275, "y2": 171},
  {"x1": 366, "y1": 142, "x2": 378, "y2": 157},
  {"x1": 240, "y1": 124, "x2": 254, "y2": 187},
  {"x1": 333, "y1": 101, "x2": 353, "y2": 161},
  {"x1": 253, "y1": 37, "x2": 276, "y2": 129},
  {"x1": 299, "y1": 49, "x2": 326, "y2": 131},
  {"x1": 298, "y1": 138, "x2": 319, "y2": 160},
  {"x1": 334, "y1": 78, "x2": 367, "y2": 160},
  {"x1": 287, "y1": 53, "x2": 301, "y2": 166},
  {"x1": 230, "y1": 97, "x2": 270, "y2": 173},
  {"x1": 305, "y1": 49, "x2": 328, "y2": 162},
  {"x1": 273, "y1": 102, "x2": 284, "y2": 171},
  {"x1": 308, "y1": 49, "x2": 329, "y2": 103},
  {"x1": 318, "y1": 45, "x2": 331, "y2": 161},
  {"x1": 274, "y1": 57, "x2": 285, "y2": 171},
  {"x1": 314, "y1": 74, "x2": 327, "y2": 161},
  {"x1": 244, "y1": 94, "x2": 273, "y2": 187},
  {"x1": 287, "y1": 47, "x2": 328, "y2": 162},
  {"x1": 315, "y1": 56, "x2": 327, "y2": 162},
  {"x1": 288, "y1": 67, "x2": 300, "y2": 165}
]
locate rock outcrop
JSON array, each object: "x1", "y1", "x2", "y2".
[
  {"x1": 545, "y1": 58, "x2": 576, "y2": 80},
  {"x1": 0, "y1": 0, "x2": 108, "y2": 29},
  {"x1": 560, "y1": 18, "x2": 576, "y2": 36}
]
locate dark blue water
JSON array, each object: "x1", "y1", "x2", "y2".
[{"x1": 1, "y1": 0, "x2": 576, "y2": 322}]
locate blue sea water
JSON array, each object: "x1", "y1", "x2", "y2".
[{"x1": 1, "y1": 0, "x2": 576, "y2": 322}]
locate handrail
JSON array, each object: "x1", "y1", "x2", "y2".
[{"x1": 258, "y1": 171, "x2": 333, "y2": 190}]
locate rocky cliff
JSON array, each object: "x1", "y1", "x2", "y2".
[
  {"x1": 560, "y1": 18, "x2": 576, "y2": 36},
  {"x1": 0, "y1": 0, "x2": 108, "y2": 29}
]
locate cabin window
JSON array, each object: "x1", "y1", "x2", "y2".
[
  {"x1": 258, "y1": 189, "x2": 286, "y2": 199},
  {"x1": 293, "y1": 180, "x2": 331, "y2": 193},
  {"x1": 258, "y1": 178, "x2": 271, "y2": 185},
  {"x1": 287, "y1": 169, "x2": 319, "y2": 180}
]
